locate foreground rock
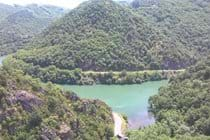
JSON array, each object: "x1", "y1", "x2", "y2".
[{"x1": 0, "y1": 68, "x2": 114, "y2": 139}]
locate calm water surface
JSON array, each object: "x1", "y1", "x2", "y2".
[
  {"x1": 0, "y1": 55, "x2": 168, "y2": 129},
  {"x1": 61, "y1": 80, "x2": 168, "y2": 129}
]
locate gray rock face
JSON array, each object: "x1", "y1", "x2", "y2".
[
  {"x1": 40, "y1": 127, "x2": 58, "y2": 140},
  {"x1": 58, "y1": 124, "x2": 73, "y2": 140},
  {"x1": 40, "y1": 124, "x2": 74, "y2": 140},
  {"x1": 9, "y1": 90, "x2": 43, "y2": 112}
]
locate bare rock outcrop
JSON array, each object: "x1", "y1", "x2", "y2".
[{"x1": 8, "y1": 90, "x2": 43, "y2": 112}]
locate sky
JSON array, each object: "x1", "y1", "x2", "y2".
[
  {"x1": 0, "y1": 0, "x2": 131, "y2": 9},
  {"x1": 0, "y1": 0, "x2": 88, "y2": 9}
]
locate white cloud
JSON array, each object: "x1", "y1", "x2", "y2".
[{"x1": 0, "y1": 0, "x2": 88, "y2": 9}]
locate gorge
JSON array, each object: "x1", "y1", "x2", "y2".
[
  {"x1": 0, "y1": 55, "x2": 168, "y2": 129},
  {"x1": 0, "y1": 0, "x2": 210, "y2": 139}
]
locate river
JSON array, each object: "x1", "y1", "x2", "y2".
[
  {"x1": 61, "y1": 80, "x2": 168, "y2": 129},
  {"x1": 0, "y1": 55, "x2": 168, "y2": 129}
]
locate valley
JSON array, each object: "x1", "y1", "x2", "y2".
[
  {"x1": 0, "y1": 0, "x2": 210, "y2": 139},
  {"x1": 0, "y1": 55, "x2": 169, "y2": 129}
]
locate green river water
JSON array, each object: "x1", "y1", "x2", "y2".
[
  {"x1": 0, "y1": 56, "x2": 168, "y2": 129},
  {"x1": 61, "y1": 80, "x2": 168, "y2": 129}
]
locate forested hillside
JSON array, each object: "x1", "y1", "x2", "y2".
[
  {"x1": 127, "y1": 57, "x2": 210, "y2": 139},
  {"x1": 7, "y1": 0, "x2": 209, "y2": 86},
  {"x1": 13, "y1": 0, "x2": 210, "y2": 74},
  {"x1": 26, "y1": 0, "x2": 159, "y2": 71},
  {"x1": 0, "y1": 3, "x2": 19, "y2": 22},
  {"x1": 0, "y1": 0, "x2": 210, "y2": 139},
  {"x1": 0, "y1": 66, "x2": 114, "y2": 139},
  {"x1": 133, "y1": 0, "x2": 210, "y2": 69},
  {"x1": 0, "y1": 4, "x2": 67, "y2": 56}
]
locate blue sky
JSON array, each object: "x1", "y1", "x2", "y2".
[{"x1": 0, "y1": 0, "x2": 132, "y2": 9}]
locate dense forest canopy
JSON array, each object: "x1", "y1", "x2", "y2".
[
  {"x1": 150, "y1": 57, "x2": 210, "y2": 135},
  {"x1": 128, "y1": 57, "x2": 210, "y2": 139},
  {"x1": 0, "y1": 4, "x2": 67, "y2": 56},
  {"x1": 11, "y1": 0, "x2": 210, "y2": 75},
  {"x1": 26, "y1": 0, "x2": 159, "y2": 71},
  {"x1": 134, "y1": 0, "x2": 210, "y2": 67}
]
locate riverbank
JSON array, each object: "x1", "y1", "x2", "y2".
[
  {"x1": 2, "y1": 56, "x2": 185, "y2": 85},
  {"x1": 84, "y1": 69, "x2": 185, "y2": 75},
  {"x1": 81, "y1": 69, "x2": 184, "y2": 85}
]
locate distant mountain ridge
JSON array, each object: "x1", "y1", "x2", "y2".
[
  {"x1": 131, "y1": 0, "x2": 159, "y2": 8},
  {"x1": 0, "y1": 3, "x2": 68, "y2": 56},
  {"x1": 0, "y1": 3, "x2": 19, "y2": 22}
]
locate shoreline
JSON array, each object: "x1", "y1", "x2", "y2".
[
  {"x1": 84, "y1": 69, "x2": 185, "y2": 74},
  {"x1": 2, "y1": 55, "x2": 185, "y2": 85}
]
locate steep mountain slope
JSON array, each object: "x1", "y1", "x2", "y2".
[
  {"x1": 24, "y1": 4, "x2": 66, "y2": 19},
  {"x1": 133, "y1": 0, "x2": 210, "y2": 68},
  {"x1": 19, "y1": 0, "x2": 162, "y2": 71},
  {"x1": 15, "y1": 0, "x2": 210, "y2": 74},
  {"x1": 0, "y1": 3, "x2": 19, "y2": 22},
  {"x1": 0, "y1": 66, "x2": 114, "y2": 139},
  {"x1": 0, "y1": 4, "x2": 67, "y2": 56},
  {"x1": 9, "y1": 0, "x2": 210, "y2": 85},
  {"x1": 127, "y1": 57, "x2": 210, "y2": 139},
  {"x1": 150, "y1": 57, "x2": 210, "y2": 136}
]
